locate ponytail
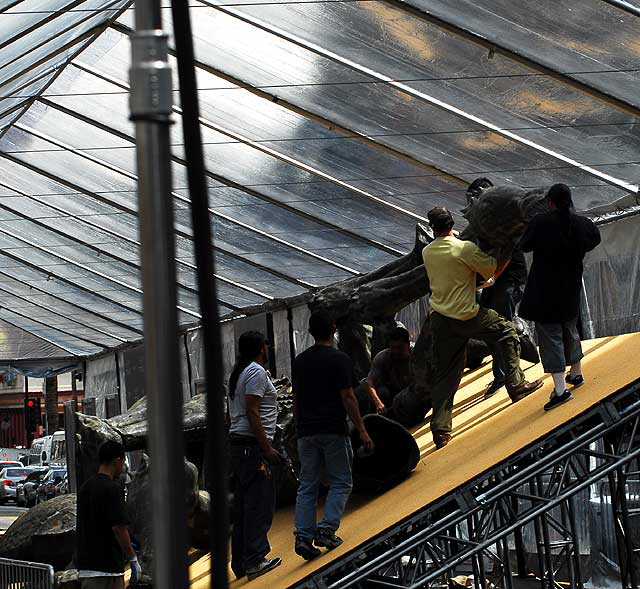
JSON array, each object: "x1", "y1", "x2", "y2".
[
  {"x1": 229, "y1": 331, "x2": 266, "y2": 399},
  {"x1": 547, "y1": 183, "x2": 573, "y2": 235}
]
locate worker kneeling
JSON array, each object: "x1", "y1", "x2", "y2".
[
  {"x1": 361, "y1": 326, "x2": 413, "y2": 417},
  {"x1": 422, "y1": 207, "x2": 543, "y2": 450}
]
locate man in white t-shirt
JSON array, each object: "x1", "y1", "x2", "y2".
[{"x1": 227, "y1": 331, "x2": 282, "y2": 581}]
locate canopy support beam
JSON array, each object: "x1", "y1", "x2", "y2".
[
  {"x1": 0, "y1": 267, "x2": 144, "y2": 336},
  {"x1": 205, "y1": 0, "x2": 639, "y2": 195},
  {"x1": 385, "y1": 0, "x2": 640, "y2": 120}
]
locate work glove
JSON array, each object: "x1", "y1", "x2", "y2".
[{"x1": 129, "y1": 556, "x2": 142, "y2": 586}]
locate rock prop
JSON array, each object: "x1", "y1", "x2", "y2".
[
  {"x1": 462, "y1": 186, "x2": 548, "y2": 259},
  {"x1": 350, "y1": 414, "x2": 420, "y2": 493},
  {"x1": 126, "y1": 453, "x2": 205, "y2": 585},
  {"x1": 0, "y1": 494, "x2": 76, "y2": 571}
]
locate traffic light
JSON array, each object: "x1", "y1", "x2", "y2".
[{"x1": 24, "y1": 398, "x2": 41, "y2": 433}]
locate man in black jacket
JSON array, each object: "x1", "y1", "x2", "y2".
[{"x1": 519, "y1": 184, "x2": 601, "y2": 410}]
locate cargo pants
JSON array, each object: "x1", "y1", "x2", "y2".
[{"x1": 430, "y1": 308, "x2": 525, "y2": 434}]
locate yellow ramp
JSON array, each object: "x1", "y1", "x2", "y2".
[{"x1": 190, "y1": 333, "x2": 640, "y2": 589}]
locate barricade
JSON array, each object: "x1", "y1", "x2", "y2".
[{"x1": 0, "y1": 557, "x2": 54, "y2": 588}]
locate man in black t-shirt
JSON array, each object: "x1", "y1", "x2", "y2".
[
  {"x1": 76, "y1": 440, "x2": 141, "y2": 589},
  {"x1": 292, "y1": 311, "x2": 374, "y2": 560}
]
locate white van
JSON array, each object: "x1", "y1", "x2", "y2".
[
  {"x1": 28, "y1": 435, "x2": 53, "y2": 466},
  {"x1": 50, "y1": 430, "x2": 66, "y2": 467}
]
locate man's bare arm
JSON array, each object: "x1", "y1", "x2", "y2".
[
  {"x1": 112, "y1": 525, "x2": 136, "y2": 560},
  {"x1": 340, "y1": 388, "x2": 374, "y2": 450},
  {"x1": 366, "y1": 378, "x2": 385, "y2": 414}
]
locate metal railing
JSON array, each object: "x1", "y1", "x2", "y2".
[{"x1": 0, "y1": 557, "x2": 54, "y2": 589}]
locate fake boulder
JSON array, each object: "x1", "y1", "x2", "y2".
[{"x1": 0, "y1": 494, "x2": 76, "y2": 571}]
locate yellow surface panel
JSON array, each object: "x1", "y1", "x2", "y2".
[{"x1": 190, "y1": 334, "x2": 640, "y2": 589}]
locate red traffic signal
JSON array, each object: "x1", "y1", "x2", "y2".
[{"x1": 24, "y1": 398, "x2": 41, "y2": 433}]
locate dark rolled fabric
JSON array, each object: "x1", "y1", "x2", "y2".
[{"x1": 350, "y1": 414, "x2": 420, "y2": 494}]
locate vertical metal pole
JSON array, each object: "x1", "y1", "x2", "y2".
[
  {"x1": 71, "y1": 371, "x2": 78, "y2": 412},
  {"x1": 530, "y1": 480, "x2": 547, "y2": 589},
  {"x1": 63, "y1": 401, "x2": 78, "y2": 494},
  {"x1": 511, "y1": 496, "x2": 528, "y2": 578},
  {"x1": 560, "y1": 502, "x2": 576, "y2": 589},
  {"x1": 536, "y1": 477, "x2": 556, "y2": 589},
  {"x1": 130, "y1": 1, "x2": 189, "y2": 588},
  {"x1": 613, "y1": 466, "x2": 639, "y2": 589},
  {"x1": 566, "y1": 497, "x2": 584, "y2": 589},
  {"x1": 24, "y1": 376, "x2": 32, "y2": 447},
  {"x1": 169, "y1": 2, "x2": 230, "y2": 587}
]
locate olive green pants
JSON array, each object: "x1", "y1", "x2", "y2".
[{"x1": 431, "y1": 308, "x2": 525, "y2": 434}]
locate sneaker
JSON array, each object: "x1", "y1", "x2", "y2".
[
  {"x1": 246, "y1": 557, "x2": 282, "y2": 580},
  {"x1": 315, "y1": 527, "x2": 343, "y2": 550},
  {"x1": 484, "y1": 380, "x2": 505, "y2": 398},
  {"x1": 544, "y1": 390, "x2": 573, "y2": 411},
  {"x1": 433, "y1": 432, "x2": 451, "y2": 449},
  {"x1": 566, "y1": 374, "x2": 584, "y2": 387},
  {"x1": 510, "y1": 379, "x2": 543, "y2": 403},
  {"x1": 295, "y1": 535, "x2": 322, "y2": 560}
]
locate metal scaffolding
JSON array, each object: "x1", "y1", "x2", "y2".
[{"x1": 297, "y1": 381, "x2": 640, "y2": 589}]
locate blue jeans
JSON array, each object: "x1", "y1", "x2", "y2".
[{"x1": 294, "y1": 434, "x2": 353, "y2": 541}]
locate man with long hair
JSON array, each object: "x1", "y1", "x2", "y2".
[
  {"x1": 519, "y1": 184, "x2": 601, "y2": 410},
  {"x1": 293, "y1": 311, "x2": 374, "y2": 560},
  {"x1": 227, "y1": 331, "x2": 282, "y2": 580},
  {"x1": 423, "y1": 207, "x2": 543, "y2": 449}
]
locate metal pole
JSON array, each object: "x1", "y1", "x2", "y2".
[
  {"x1": 130, "y1": 2, "x2": 189, "y2": 588},
  {"x1": 511, "y1": 496, "x2": 528, "y2": 578},
  {"x1": 169, "y1": 2, "x2": 230, "y2": 588},
  {"x1": 536, "y1": 477, "x2": 556, "y2": 589},
  {"x1": 530, "y1": 480, "x2": 547, "y2": 589},
  {"x1": 566, "y1": 497, "x2": 584, "y2": 589},
  {"x1": 71, "y1": 371, "x2": 78, "y2": 412}
]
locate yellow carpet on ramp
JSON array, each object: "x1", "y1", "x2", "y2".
[{"x1": 189, "y1": 333, "x2": 640, "y2": 589}]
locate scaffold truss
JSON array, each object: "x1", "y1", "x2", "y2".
[{"x1": 297, "y1": 381, "x2": 640, "y2": 589}]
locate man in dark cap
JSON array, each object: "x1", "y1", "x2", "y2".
[
  {"x1": 423, "y1": 207, "x2": 542, "y2": 449},
  {"x1": 519, "y1": 184, "x2": 601, "y2": 411}
]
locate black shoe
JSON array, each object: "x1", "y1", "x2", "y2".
[
  {"x1": 484, "y1": 380, "x2": 505, "y2": 398},
  {"x1": 246, "y1": 557, "x2": 282, "y2": 580},
  {"x1": 295, "y1": 535, "x2": 322, "y2": 560},
  {"x1": 544, "y1": 390, "x2": 573, "y2": 411},
  {"x1": 566, "y1": 374, "x2": 584, "y2": 387},
  {"x1": 315, "y1": 527, "x2": 343, "y2": 550}
]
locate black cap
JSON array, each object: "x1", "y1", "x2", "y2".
[{"x1": 427, "y1": 207, "x2": 454, "y2": 233}]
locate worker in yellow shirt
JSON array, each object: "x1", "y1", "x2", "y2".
[{"x1": 423, "y1": 207, "x2": 543, "y2": 449}]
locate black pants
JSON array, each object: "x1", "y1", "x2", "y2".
[
  {"x1": 480, "y1": 283, "x2": 522, "y2": 383},
  {"x1": 230, "y1": 443, "x2": 275, "y2": 574}
]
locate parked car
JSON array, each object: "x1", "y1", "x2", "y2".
[
  {"x1": 16, "y1": 468, "x2": 49, "y2": 507},
  {"x1": 0, "y1": 460, "x2": 24, "y2": 470},
  {"x1": 0, "y1": 467, "x2": 32, "y2": 505},
  {"x1": 36, "y1": 468, "x2": 67, "y2": 504}
]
